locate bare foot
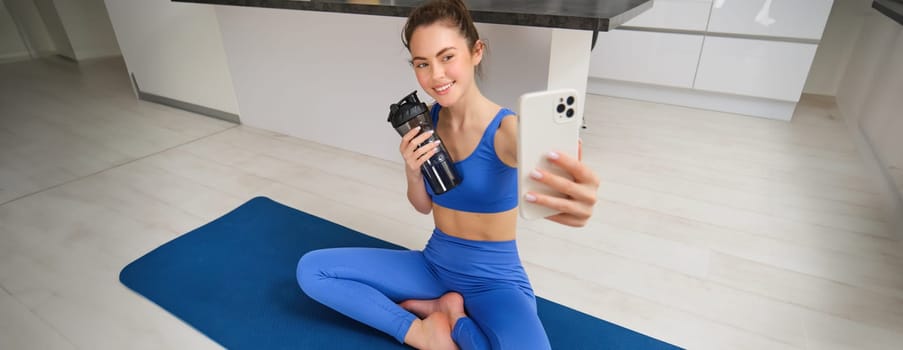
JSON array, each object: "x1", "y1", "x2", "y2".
[
  {"x1": 438, "y1": 292, "x2": 467, "y2": 327},
  {"x1": 399, "y1": 299, "x2": 436, "y2": 319},
  {"x1": 405, "y1": 312, "x2": 458, "y2": 350},
  {"x1": 422, "y1": 312, "x2": 458, "y2": 350},
  {"x1": 400, "y1": 292, "x2": 466, "y2": 323}
]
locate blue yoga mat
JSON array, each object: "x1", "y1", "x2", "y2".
[{"x1": 120, "y1": 197, "x2": 680, "y2": 349}]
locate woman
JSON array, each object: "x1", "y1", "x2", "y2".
[{"x1": 297, "y1": 0, "x2": 600, "y2": 348}]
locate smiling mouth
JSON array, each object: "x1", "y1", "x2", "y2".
[{"x1": 434, "y1": 81, "x2": 455, "y2": 93}]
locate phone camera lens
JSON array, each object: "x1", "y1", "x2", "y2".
[
  {"x1": 566, "y1": 108, "x2": 574, "y2": 118},
  {"x1": 557, "y1": 104, "x2": 566, "y2": 113},
  {"x1": 566, "y1": 96, "x2": 575, "y2": 106}
]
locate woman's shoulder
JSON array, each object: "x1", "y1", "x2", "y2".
[
  {"x1": 490, "y1": 101, "x2": 518, "y2": 166},
  {"x1": 485, "y1": 101, "x2": 516, "y2": 136},
  {"x1": 482, "y1": 100, "x2": 510, "y2": 117},
  {"x1": 494, "y1": 105, "x2": 517, "y2": 132},
  {"x1": 491, "y1": 102, "x2": 516, "y2": 122}
]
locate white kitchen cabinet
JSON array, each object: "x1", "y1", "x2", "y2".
[
  {"x1": 587, "y1": 0, "x2": 834, "y2": 120},
  {"x1": 694, "y1": 36, "x2": 818, "y2": 101},
  {"x1": 707, "y1": 0, "x2": 833, "y2": 40},
  {"x1": 590, "y1": 30, "x2": 704, "y2": 88},
  {"x1": 622, "y1": 0, "x2": 713, "y2": 31}
]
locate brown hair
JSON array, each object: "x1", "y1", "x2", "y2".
[{"x1": 402, "y1": 0, "x2": 483, "y2": 60}]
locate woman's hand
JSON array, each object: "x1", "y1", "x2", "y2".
[
  {"x1": 400, "y1": 126, "x2": 439, "y2": 214},
  {"x1": 400, "y1": 127, "x2": 441, "y2": 178},
  {"x1": 525, "y1": 141, "x2": 600, "y2": 227}
]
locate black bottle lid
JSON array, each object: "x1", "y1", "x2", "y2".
[{"x1": 388, "y1": 91, "x2": 429, "y2": 128}]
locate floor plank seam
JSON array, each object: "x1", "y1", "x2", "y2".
[
  {"x1": 524, "y1": 260, "x2": 804, "y2": 349},
  {"x1": 0, "y1": 124, "x2": 239, "y2": 208},
  {"x1": 595, "y1": 196, "x2": 903, "y2": 263},
  {"x1": 598, "y1": 177, "x2": 893, "y2": 240},
  {"x1": 528, "y1": 227, "x2": 903, "y2": 329},
  {"x1": 0, "y1": 282, "x2": 79, "y2": 349}
]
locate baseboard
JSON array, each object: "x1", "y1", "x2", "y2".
[
  {"x1": 130, "y1": 73, "x2": 240, "y2": 124},
  {"x1": 0, "y1": 52, "x2": 31, "y2": 64},
  {"x1": 799, "y1": 92, "x2": 836, "y2": 105},
  {"x1": 74, "y1": 49, "x2": 124, "y2": 62},
  {"x1": 587, "y1": 78, "x2": 798, "y2": 121}
]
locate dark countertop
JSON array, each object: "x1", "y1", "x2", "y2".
[
  {"x1": 173, "y1": 0, "x2": 652, "y2": 31},
  {"x1": 874, "y1": 0, "x2": 903, "y2": 26}
]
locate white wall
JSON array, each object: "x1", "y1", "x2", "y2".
[
  {"x1": 215, "y1": 7, "x2": 553, "y2": 162},
  {"x1": 803, "y1": 0, "x2": 872, "y2": 96},
  {"x1": 0, "y1": 0, "x2": 30, "y2": 61},
  {"x1": 4, "y1": 0, "x2": 56, "y2": 57},
  {"x1": 4, "y1": 0, "x2": 118, "y2": 61},
  {"x1": 216, "y1": 8, "x2": 415, "y2": 162},
  {"x1": 33, "y1": 0, "x2": 74, "y2": 59},
  {"x1": 103, "y1": 0, "x2": 239, "y2": 115},
  {"x1": 836, "y1": 9, "x2": 900, "y2": 123},
  {"x1": 52, "y1": 0, "x2": 119, "y2": 60},
  {"x1": 835, "y1": 8, "x2": 903, "y2": 237}
]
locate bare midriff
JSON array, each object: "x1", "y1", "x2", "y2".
[{"x1": 432, "y1": 204, "x2": 518, "y2": 241}]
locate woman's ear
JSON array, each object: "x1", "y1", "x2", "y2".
[{"x1": 472, "y1": 40, "x2": 485, "y2": 65}]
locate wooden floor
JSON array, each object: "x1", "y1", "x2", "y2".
[{"x1": 1, "y1": 56, "x2": 901, "y2": 349}]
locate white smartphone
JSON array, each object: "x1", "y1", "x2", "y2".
[{"x1": 517, "y1": 88, "x2": 581, "y2": 220}]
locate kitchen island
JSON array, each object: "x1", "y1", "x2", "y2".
[{"x1": 172, "y1": 0, "x2": 650, "y2": 161}]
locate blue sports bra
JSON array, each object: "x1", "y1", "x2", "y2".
[{"x1": 424, "y1": 104, "x2": 518, "y2": 213}]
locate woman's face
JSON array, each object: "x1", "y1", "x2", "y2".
[{"x1": 408, "y1": 23, "x2": 482, "y2": 107}]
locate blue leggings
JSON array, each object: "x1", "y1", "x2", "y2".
[{"x1": 296, "y1": 228, "x2": 551, "y2": 349}]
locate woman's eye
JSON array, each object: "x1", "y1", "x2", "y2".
[
  {"x1": 415, "y1": 62, "x2": 428, "y2": 69},
  {"x1": 443, "y1": 55, "x2": 454, "y2": 62}
]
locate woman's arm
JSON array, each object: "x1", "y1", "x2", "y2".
[
  {"x1": 494, "y1": 115, "x2": 518, "y2": 167},
  {"x1": 400, "y1": 127, "x2": 439, "y2": 214},
  {"x1": 406, "y1": 172, "x2": 433, "y2": 214}
]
